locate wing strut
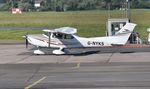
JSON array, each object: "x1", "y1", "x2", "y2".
[{"x1": 48, "y1": 32, "x2": 50, "y2": 47}]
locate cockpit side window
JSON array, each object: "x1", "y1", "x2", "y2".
[{"x1": 53, "y1": 33, "x2": 63, "y2": 39}]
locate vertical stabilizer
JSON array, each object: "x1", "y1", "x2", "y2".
[
  {"x1": 116, "y1": 23, "x2": 136, "y2": 35},
  {"x1": 112, "y1": 23, "x2": 136, "y2": 45}
]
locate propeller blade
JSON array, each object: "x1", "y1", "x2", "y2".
[
  {"x1": 25, "y1": 36, "x2": 28, "y2": 48},
  {"x1": 25, "y1": 33, "x2": 28, "y2": 48}
]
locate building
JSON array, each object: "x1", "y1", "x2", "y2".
[{"x1": 34, "y1": 0, "x2": 43, "y2": 8}]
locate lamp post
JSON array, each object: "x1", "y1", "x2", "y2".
[
  {"x1": 126, "y1": 0, "x2": 131, "y2": 22},
  {"x1": 11, "y1": 0, "x2": 14, "y2": 9}
]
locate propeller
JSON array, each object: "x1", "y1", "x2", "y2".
[
  {"x1": 23, "y1": 32, "x2": 29, "y2": 48},
  {"x1": 25, "y1": 35, "x2": 28, "y2": 48}
]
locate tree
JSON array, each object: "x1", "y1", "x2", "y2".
[
  {"x1": 140, "y1": 0, "x2": 150, "y2": 8},
  {"x1": 131, "y1": 0, "x2": 141, "y2": 8},
  {"x1": 0, "y1": 0, "x2": 150, "y2": 11},
  {"x1": 77, "y1": 0, "x2": 97, "y2": 10},
  {"x1": 17, "y1": 0, "x2": 34, "y2": 11},
  {"x1": 66, "y1": 0, "x2": 79, "y2": 11}
]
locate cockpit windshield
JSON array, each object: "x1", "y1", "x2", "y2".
[{"x1": 43, "y1": 32, "x2": 51, "y2": 37}]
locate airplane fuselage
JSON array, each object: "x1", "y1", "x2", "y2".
[{"x1": 27, "y1": 33, "x2": 130, "y2": 48}]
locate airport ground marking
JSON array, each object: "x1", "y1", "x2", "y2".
[
  {"x1": 76, "y1": 62, "x2": 81, "y2": 68},
  {"x1": 72, "y1": 62, "x2": 81, "y2": 69},
  {"x1": 24, "y1": 76, "x2": 46, "y2": 89}
]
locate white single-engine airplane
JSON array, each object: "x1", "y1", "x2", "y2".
[{"x1": 23, "y1": 23, "x2": 136, "y2": 55}]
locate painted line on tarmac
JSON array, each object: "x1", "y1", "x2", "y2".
[
  {"x1": 24, "y1": 76, "x2": 46, "y2": 89},
  {"x1": 76, "y1": 62, "x2": 81, "y2": 68},
  {"x1": 72, "y1": 62, "x2": 81, "y2": 69}
]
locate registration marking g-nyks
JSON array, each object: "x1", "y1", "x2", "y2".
[{"x1": 87, "y1": 41, "x2": 104, "y2": 46}]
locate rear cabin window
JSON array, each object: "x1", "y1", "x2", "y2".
[
  {"x1": 53, "y1": 33, "x2": 73, "y2": 39},
  {"x1": 64, "y1": 34, "x2": 73, "y2": 39}
]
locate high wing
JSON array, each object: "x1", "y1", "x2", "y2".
[
  {"x1": 43, "y1": 27, "x2": 77, "y2": 34},
  {"x1": 55, "y1": 27, "x2": 77, "y2": 34}
]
